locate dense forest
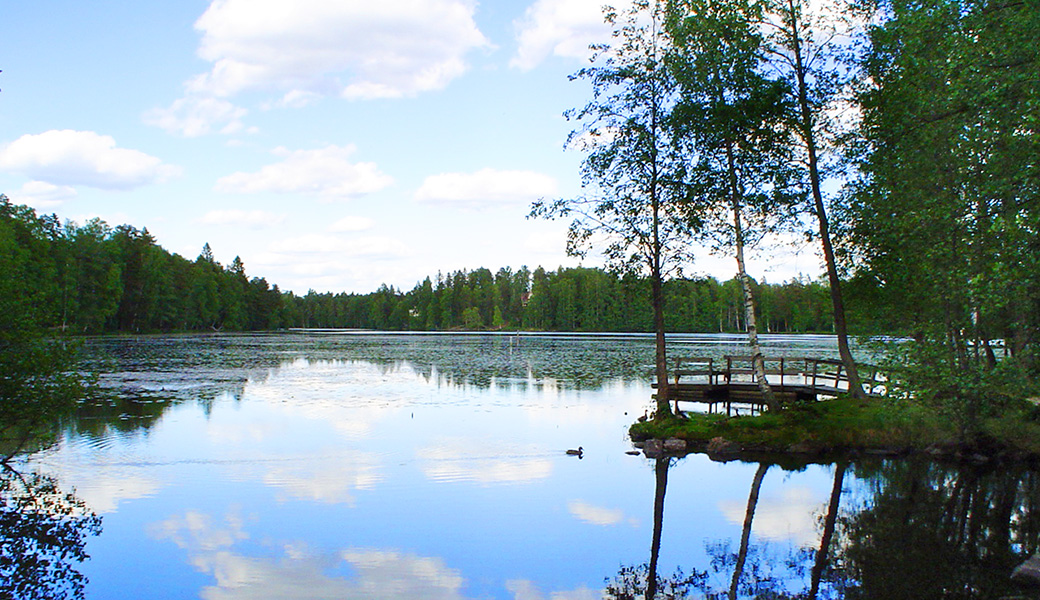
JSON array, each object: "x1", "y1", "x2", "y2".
[
  {"x1": 1, "y1": 198, "x2": 284, "y2": 333},
  {"x1": 286, "y1": 265, "x2": 841, "y2": 333},
  {"x1": 1, "y1": 195, "x2": 844, "y2": 335}
]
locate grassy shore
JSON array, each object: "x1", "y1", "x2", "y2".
[{"x1": 629, "y1": 397, "x2": 1040, "y2": 461}]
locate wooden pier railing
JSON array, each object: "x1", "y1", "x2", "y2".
[{"x1": 658, "y1": 355, "x2": 889, "y2": 414}]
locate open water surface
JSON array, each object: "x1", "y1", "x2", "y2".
[{"x1": 8, "y1": 332, "x2": 1040, "y2": 599}]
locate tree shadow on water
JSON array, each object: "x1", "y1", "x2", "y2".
[
  {"x1": 604, "y1": 456, "x2": 1040, "y2": 600},
  {"x1": 0, "y1": 465, "x2": 102, "y2": 600},
  {"x1": 603, "y1": 457, "x2": 708, "y2": 600}
]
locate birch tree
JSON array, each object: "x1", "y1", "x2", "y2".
[
  {"x1": 765, "y1": 0, "x2": 866, "y2": 397},
  {"x1": 667, "y1": 0, "x2": 802, "y2": 411},
  {"x1": 531, "y1": 0, "x2": 694, "y2": 418}
]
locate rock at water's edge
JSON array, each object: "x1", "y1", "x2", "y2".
[
  {"x1": 707, "y1": 436, "x2": 740, "y2": 456},
  {"x1": 643, "y1": 439, "x2": 664, "y2": 458},
  {"x1": 663, "y1": 438, "x2": 686, "y2": 453},
  {"x1": 787, "y1": 442, "x2": 816, "y2": 454}
]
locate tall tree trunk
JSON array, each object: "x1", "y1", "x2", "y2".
[
  {"x1": 649, "y1": 57, "x2": 672, "y2": 419},
  {"x1": 646, "y1": 456, "x2": 670, "y2": 600},
  {"x1": 731, "y1": 463, "x2": 769, "y2": 600},
  {"x1": 726, "y1": 144, "x2": 777, "y2": 411},
  {"x1": 809, "y1": 460, "x2": 847, "y2": 599},
  {"x1": 652, "y1": 269, "x2": 672, "y2": 418},
  {"x1": 784, "y1": 0, "x2": 864, "y2": 399}
]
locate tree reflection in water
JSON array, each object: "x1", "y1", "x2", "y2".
[
  {"x1": 833, "y1": 459, "x2": 1040, "y2": 600},
  {"x1": 605, "y1": 457, "x2": 706, "y2": 600},
  {"x1": 606, "y1": 456, "x2": 1040, "y2": 599},
  {"x1": 0, "y1": 465, "x2": 102, "y2": 600}
]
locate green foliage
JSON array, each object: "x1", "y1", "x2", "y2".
[
  {"x1": 460, "y1": 307, "x2": 482, "y2": 330},
  {"x1": 886, "y1": 340, "x2": 1040, "y2": 443},
  {"x1": 282, "y1": 265, "x2": 840, "y2": 333},
  {"x1": 634, "y1": 389, "x2": 1040, "y2": 457},
  {"x1": 532, "y1": 0, "x2": 693, "y2": 277},
  {"x1": 0, "y1": 198, "x2": 92, "y2": 461},
  {"x1": 667, "y1": 0, "x2": 803, "y2": 250},
  {"x1": 0, "y1": 335, "x2": 85, "y2": 462},
  {"x1": 0, "y1": 195, "x2": 286, "y2": 334},
  {"x1": 530, "y1": 0, "x2": 698, "y2": 414},
  {"x1": 0, "y1": 197, "x2": 871, "y2": 338},
  {"x1": 848, "y1": 0, "x2": 1040, "y2": 365},
  {"x1": 839, "y1": 0, "x2": 1040, "y2": 416}
]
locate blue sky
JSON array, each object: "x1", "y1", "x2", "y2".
[{"x1": 0, "y1": 0, "x2": 818, "y2": 294}]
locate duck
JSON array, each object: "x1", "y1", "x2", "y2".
[{"x1": 566, "y1": 446, "x2": 584, "y2": 457}]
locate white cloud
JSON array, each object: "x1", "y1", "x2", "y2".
[
  {"x1": 179, "y1": 547, "x2": 468, "y2": 600},
  {"x1": 215, "y1": 145, "x2": 393, "y2": 200},
  {"x1": 512, "y1": 0, "x2": 613, "y2": 70},
  {"x1": 415, "y1": 168, "x2": 557, "y2": 209},
  {"x1": 11, "y1": 180, "x2": 77, "y2": 209},
  {"x1": 340, "y1": 550, "x2": 466, "y2": 598},
  {"x1": 74, "y1": 473, "x2": 162, "y2": 514},
  {"x1": 189, "y1": 0, "x2": 490, "y2": 100},
  {"x1": 144, "y1": 96, "x2": 248, "y2": 137},
  {"x1": 269, "y1": 261, "x2": 422, "y2": 295},
  {"x1": 523, "y1": 229, "x2": 570, "y2": 256},
  {"x1": 269, "y1": 90, "x2": 323, "y2": 110},
  {"x1": 328, "y1": 216, "x2": 374, "y2": 232},
  {"x1": 0, "y1": 130, "x2": 181, "y2": 190},
  {"x1": 199, "y1": 209, "x2": 286, "y2": 228},
  {"x1": 178, "y1": 547, "x2": 467, "y2": 600},
  {"x1": 268, "y1": 233, "x2": 411, "y2": 259}
]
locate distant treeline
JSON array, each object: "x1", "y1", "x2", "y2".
[
  {"x1": 1, "y1": 198, "x2": 283, "y2": 333},
  {"x1": 287, "y1": 266, "x2": 839, "y2": 333},
  {"x1": 1, "y1": 196, "x2": 867, "y2": 334}
]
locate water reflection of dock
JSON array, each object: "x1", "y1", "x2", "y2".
[{"x1": 656, "y1": 356, "x2": 887, "y2": 414}]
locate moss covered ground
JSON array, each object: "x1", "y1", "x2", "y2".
[{"x1": 629, "y1": 397, "x2": 1040, "y2": 460}]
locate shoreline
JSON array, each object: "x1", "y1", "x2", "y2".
[{"x1": 628, "y1": 396, "x2": 1040, "y2": 464}]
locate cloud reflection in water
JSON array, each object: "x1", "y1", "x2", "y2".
[
  {"x1": 718, "y1": 486, "x2": 825, "y2": 547},
  {"x1": 567, "y1": 500, "x2": 637, "y2": 527},
  {"x1": 261, "y1": 455, "x2": 384, "y2": 505},
  {"x1": 150, "y1": 509, "x2": 605, "y2": 600},
  {"x1": 417, "y1": 438, "x2": 553, "y2": 485}
]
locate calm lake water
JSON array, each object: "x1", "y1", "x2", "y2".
[{"x1": 9, "y1": 332, "x2": 1040, "y2": 599}]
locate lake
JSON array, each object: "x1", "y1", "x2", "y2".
[{"x1": 8, "y1": 331, "x2": 1040, "y2": 599}]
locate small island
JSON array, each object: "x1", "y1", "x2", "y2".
[{"x1": 632, "y1": 395, "x2": 1040, "y2": 461}]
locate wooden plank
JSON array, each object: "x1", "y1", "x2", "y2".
[
  {"x1": 665, "y1": 355, "x2": 889, "y2": 406},
  {"x1": 674, "y1": 369, "x2": 714, "y2": 377},
  {"x1": 675, "y1": 356, "x2": 715, "y2": 364}
]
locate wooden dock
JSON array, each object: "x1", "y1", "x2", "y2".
[{"x1": 655, "y1": 356, "x2": 888, "y2": 415}]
